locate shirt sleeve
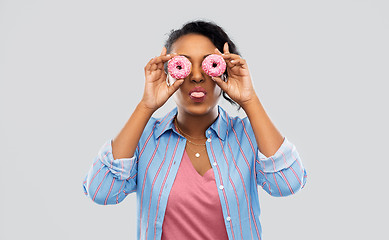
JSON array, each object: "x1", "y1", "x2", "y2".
[
  {"x1": 82, "y1": 138, "x2": 139, "y2": 205},
  {"x1": 255, "y1": 137, "x2": 308, "y2": 197}
]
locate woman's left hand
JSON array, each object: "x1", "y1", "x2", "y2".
[{"x1": 212, "y1": 43, "x2": 257, "y2": 108}]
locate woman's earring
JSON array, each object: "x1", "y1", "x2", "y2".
[
  {"x1": 166, "y1": 75, "x2": 170, "y2": 86},
  {"x1": 222, "y1": 74, "x2": 228, "y2": 82}
]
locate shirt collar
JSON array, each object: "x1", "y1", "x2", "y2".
[{"x1": 155, "y1": 105, "x2": 229, "y2": 140}]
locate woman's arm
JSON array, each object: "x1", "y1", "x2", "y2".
[
  {"x1": 211, "y1": 44, "x2": 284, "y2": 157},
  {"x1": 113, "y1": 47, "x2": 182, "y2": 159},
  {"x1": 211, "y1": 43, "x2": 307, "y2": 196},
  {"x1": 82, "y1": 138, "x2": 139, "y2": 205},
  {"x1": 241, "y1": 96, "x2": 307, "y2": 196},
  {"x1": 83, "y1": 47, "x2": 183, "y2": 204},
  {"x1": 82, "y1": 102, "x2": 154, "y2": 205},
  {"x1": 112, "y1": 102, "x2": 155, "y2": 159},
  {"x1": 241, "y1": 95, "x2": 284, "y2": 157},
  {"x1": 254, "y1": 135, "x2": 307, "y2": 197}
]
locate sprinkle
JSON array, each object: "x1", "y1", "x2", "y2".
[
  {"x1": 167, "y1": 56, "x2": 192, "y2": 79},
  {"x1": 202, "y1": 54, "x2": 226, "y2": 77}
]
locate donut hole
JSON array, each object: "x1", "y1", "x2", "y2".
[
  {"x1": 212, "y1": 63, "x2": 218, "y2": 68},
  {"x1": 177, "y1": 65, "x2": 182, "y2": 70}
]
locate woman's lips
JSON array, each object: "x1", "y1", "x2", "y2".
[{"x1": 189, "y1": 87, "x2": 207, "y2": 102}]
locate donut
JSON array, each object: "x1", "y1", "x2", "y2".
[
  {"x1": 202, "y1": 54, "x2": 226, "y2": 77},
  {"x1": 167, "y1": 56, "x2": 192, "y2": 79}
]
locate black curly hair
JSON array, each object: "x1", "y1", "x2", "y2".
[{"x1": 164, "y1": 20, "x2": 241, "y2": 110}]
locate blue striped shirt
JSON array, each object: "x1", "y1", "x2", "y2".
[{"x1": 83, "y1": 105, "x2": 308, "y2": 240}]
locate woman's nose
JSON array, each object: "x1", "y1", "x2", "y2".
[{"x1": 190, "y1": 65, "x2": 204, "y2": 83}]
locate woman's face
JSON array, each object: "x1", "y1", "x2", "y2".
[{"x1": 168, "y1": 33, "x2": 222, "y2": 116}]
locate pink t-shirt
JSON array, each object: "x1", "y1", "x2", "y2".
[{"x1": 161, "y1": 149, "x2": 229, "y2": 240}]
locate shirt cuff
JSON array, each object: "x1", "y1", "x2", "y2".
[
  {"x1": 257, "y1": 137, "x2": 298, "y2": 173},
  {"x1": 98, "y1": 138, "x2": 137, "y2": 180}
]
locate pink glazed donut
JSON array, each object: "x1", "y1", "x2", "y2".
[
  {"x1": 167, "y1": 56, "x2": 192, "y2": 79},
  {"x1": 202, "y1": 54, "x2": 226, "y2": 77}
]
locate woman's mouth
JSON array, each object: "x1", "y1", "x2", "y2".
[{"x1": 189, "y1": 87, "x2": 207, "y2": 102}]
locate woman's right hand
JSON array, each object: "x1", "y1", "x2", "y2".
[{"x1": 141, "y1": 47, "x2": 184, "y2": 111}]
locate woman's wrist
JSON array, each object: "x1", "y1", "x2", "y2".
[
  {"x1": 138, "y1": 100, "x2": 157, "y2": 116},
  {"x1": 239, "y1": 91, "x2": 259, "y2": 111}
]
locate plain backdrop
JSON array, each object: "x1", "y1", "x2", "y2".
[{"x1": 1, "y1": 0, "x2": 388, "y2": 239}]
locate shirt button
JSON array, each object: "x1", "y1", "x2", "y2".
[
  {"x1": 213, "y1": 162, "x2": 217, "y2": 166},
  {"x1": 207, "y1": 130, "x2": 211, "y2": 134},
  {"x1": 207, "y1": 138, "x2": 211, "y2": 142},
  {"x1": 219, "y1": 185, "x2": 224, "y2": 190},
  {"x1": 226, "y1": 216, "x2": 231, "y2": 221}
]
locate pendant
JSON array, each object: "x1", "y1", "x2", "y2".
[{"x1": 195, "y1": 153, "x2": 200, "y2": 158}]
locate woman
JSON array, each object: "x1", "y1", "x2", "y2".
[{"x1": 83, "y1": 20, "x2": 307, "y2": 240}]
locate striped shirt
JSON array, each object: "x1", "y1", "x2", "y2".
[{"x1": 83, "y1": 105, "x2": 308, "y2": 240}]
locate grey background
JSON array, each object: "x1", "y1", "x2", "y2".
[{"x1": 1, "y1": 0, "x2": 388, "y2": 239}]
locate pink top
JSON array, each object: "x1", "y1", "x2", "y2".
[{"x1": 161, "y1": 150, "x2": 229, "y2": 240}]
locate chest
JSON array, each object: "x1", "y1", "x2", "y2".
[
  {"x1": 136, "y1": 136, "x2": 256, "y2": 200},
  {"x1": 184, "y1": 144, "x2": 212, "y2": 177}
]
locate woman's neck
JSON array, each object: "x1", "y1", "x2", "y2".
[{"x1": 175, "y1": 106, "x2": 219, "y2": 139}]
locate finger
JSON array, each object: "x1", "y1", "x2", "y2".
[
  {"x1": 222, "y1": 53, "x2": 241, "y2": 61},
  {"x1": 157, "y1": 52, "x2": 168, "y2": 69},
  {"x1": 157, "y1": 60, "x2": 164, "y2": 70},
  {"x1": 223, "y1": 42, "x2": 230, "y2": 54},
  {"x1": 224, "y1": 54, "x2": 242, "y2": 68},
  {"x1": 161, "y1": 46, "x2": 167, "y2": 56},
  {"x1": 155, "y1": 53, "x2": 177, "y2": 65},
  {"x1": 228, "y1": 54, "x2": 241, "y2": 59},
  {"x1": 150, "y1": 55, "x2": 168, "y2": 71},
  {"x1": 156, "y1": 53, "x2": 177, "y2": 70},
  {"x1": 230, "y1": 58, "x2": 247, "y2": 68},
  {"x1": 211, "y1": 76, "x2": 229, "y2": 92},
  {"x1": 167, "y1": 79, "x2": 184, "y2": 96},
  {"x1": 219, "y1": 52, "x2": 240, "y2": 67},
  {"x1": 215, "y1": 48, "x2": 230, "y2": 65},
  {"x1": 150, "y1": 57, "x2": 160, "y2": 72},
  {"x1": 145, "y1": 57, "x2": 156, "y2": 73}
]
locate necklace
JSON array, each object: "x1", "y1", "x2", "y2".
[
  {"x1": 186, "y1": 143, "x2": 207, "y2": 158},
  {"x1": 174, "y1": 117, "x2": 207, "y2": 158},
  {"x1": 174, "y1": 117, "x2": 206, "y2": 140},
  {"x1": 186, "y1": 139, "x2": 206, "y2": 146}
]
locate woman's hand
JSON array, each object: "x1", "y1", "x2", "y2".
[
  {"x1": 141, "y1": 47, "x2": 184, "y2": 111},
  {"x1": 212, "y1": 43, "x2": 258, "y2": 108}
]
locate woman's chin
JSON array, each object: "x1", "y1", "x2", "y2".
[{"x1": 177, "y1": 102, "x2": 218, "y2": 117}]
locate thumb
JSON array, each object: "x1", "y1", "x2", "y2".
[
  {"x1": 167, "y1": 79, "x2": 184, "y2": 96},
  {"x1": 211, "y1": 76, "x2": 228, "y2": 92}
]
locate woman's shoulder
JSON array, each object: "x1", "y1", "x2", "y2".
[
  {"x1": 230, "y1": 115, "x2": 254, "y2": 135},
  {"x1": 218, "y1": 105, "x2": 250, "y2": 127},
  {"x1": 139, "y1": 107, "x2": 178, "y2": 139},
  {"x1": 217, "y1": 105, "x2": 254, "y2": 135}
]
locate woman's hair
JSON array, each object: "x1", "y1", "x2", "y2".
[{"x1": 164, "y1": 20, "x2": 241, "y2": 110}]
